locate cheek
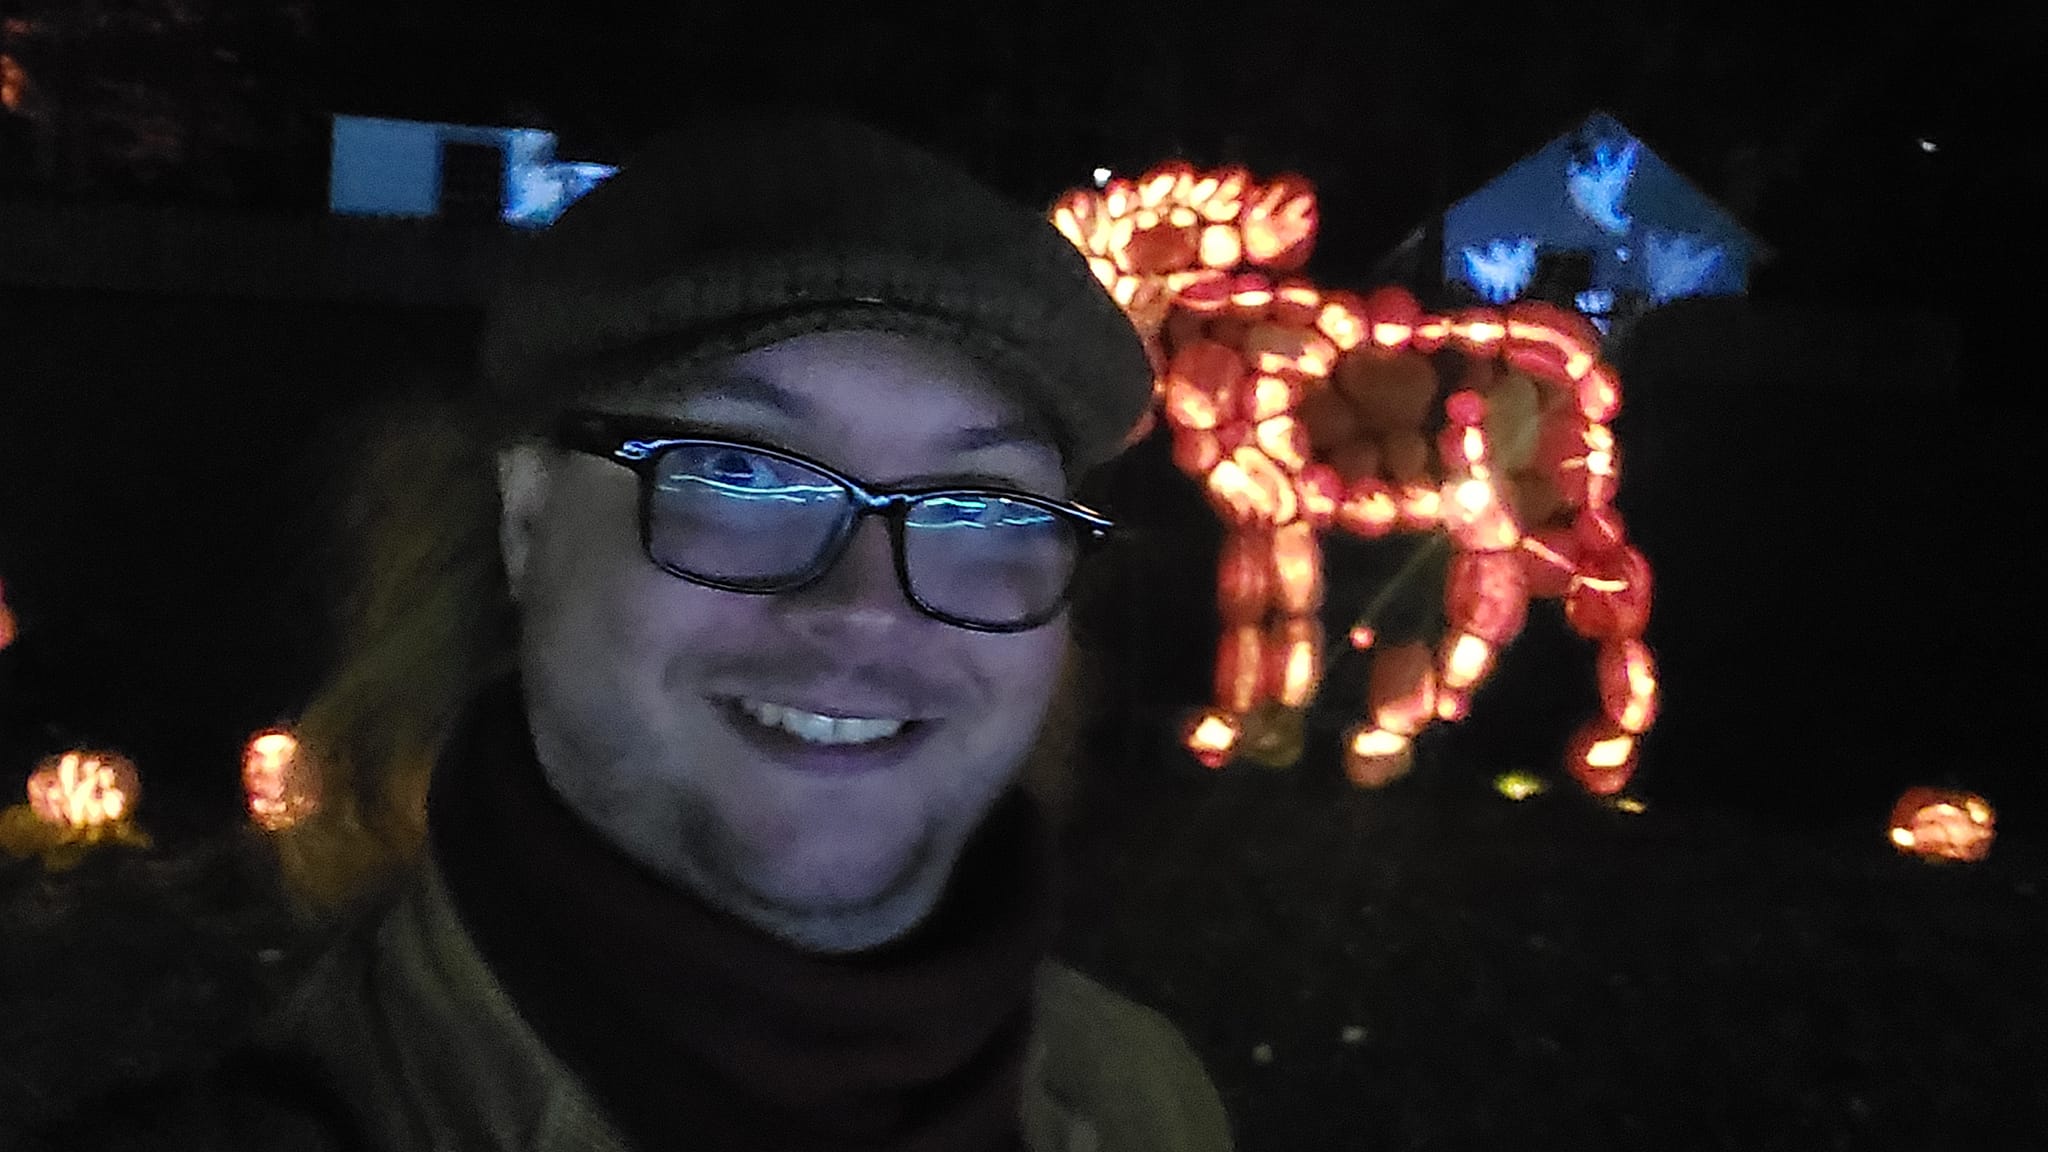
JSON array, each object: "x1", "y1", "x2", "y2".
[
  {"x1": 961, "y1": 628, "x2": 1069, "y2": 750},
  {"x1": 526, "y1": 502, "x2": 697, "y2": 680},
  {"x1": 540, "y1": 559, "x2": 761, "y2": 685}
]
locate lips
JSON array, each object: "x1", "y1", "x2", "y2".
[{"x1": 716, "y1": 698, "x2": 932, "y2": 775}]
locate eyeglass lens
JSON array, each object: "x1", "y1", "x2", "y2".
[{"x1": 649, "y1": 443, "x2": 1080, "y2": 627}]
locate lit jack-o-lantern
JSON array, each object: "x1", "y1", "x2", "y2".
[
  {"x1": 27, "y1": 750, "x2": 141, "y2": 830},
  {"x1": 1341, "y1": 724, "x2": 1413, "y2": 789},
  {"x1": 244, "y1": 728, "x2": 316, "y2": 832},
  {"x1": 1889, "y1": 787, "x2": 1995, "y2": 863}
]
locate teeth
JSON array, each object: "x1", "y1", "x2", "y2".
[{"x1": 737, "y1": 699, "x2": 907, "y2": 745}]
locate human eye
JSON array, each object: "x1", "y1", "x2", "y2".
[
  {"x1": 659, "y1": 445, "x2": 817, "y2": 500},
  {"x1": 703, "y1": 448, "x2": 776, "y2": 488},
  {"x1": 917, "y1": 494, "x2": 1015, "y2": 529}
]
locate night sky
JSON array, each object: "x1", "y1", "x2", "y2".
[{"x1": 309, "y1": 2, "x2": 2025, "y2": 323}]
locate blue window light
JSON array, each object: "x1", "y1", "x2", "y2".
[
  {"x1": 330, "y1": 114, "x2": 615, "y2": 228},
  {"x1": 1460, "y1": 236, "x2": 1539, "y2": 303},
  {"x1": 1567, "y1": 133, "x2": 1639, "y2": 237},
  {"x1": 1643, "y1": 230, "x2": 1724, "y2": 304}
]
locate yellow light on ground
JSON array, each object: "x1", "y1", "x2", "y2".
[
  {"x1": 1610, "y1": 796, "x2": 1648, "y2": 815},
  {"x1": 1493, "y1": 771, "x2": 1547, "y2": 801}
]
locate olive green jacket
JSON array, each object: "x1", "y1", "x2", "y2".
[{"x1": 253, "y1": 858, "x2": 1233, "y2": 1152}]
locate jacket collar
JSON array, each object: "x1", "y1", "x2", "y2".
[{"x1": 273, "y1": 854, "x2": 1105, "y2": 1152}]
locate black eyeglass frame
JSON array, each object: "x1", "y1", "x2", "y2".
[{"x1": 552, "y1": 409, "x2": 1116, "y2": 633}]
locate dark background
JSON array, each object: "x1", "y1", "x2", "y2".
[
  {"x1": 0, "y1": 1, "x2": 2038, "y2": 833},
  {"x1": 3, "y1": 9, "x2": 2045, "y2": 1151}
]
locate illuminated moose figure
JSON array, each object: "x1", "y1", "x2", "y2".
[{"x1": 1050, "y1": 165, "x2": 1658, "y2": 794}]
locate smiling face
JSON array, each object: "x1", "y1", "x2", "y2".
[{"x1": 495, "y1": 328, "x2": 1073, "y2": 953}]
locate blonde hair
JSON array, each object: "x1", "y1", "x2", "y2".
[
  {"x1": 275, "y1": 396, "x2": 516, "y2": 919},
  {"x1": 276, "y1": 395, "x2": 1096, "y2": 922}
]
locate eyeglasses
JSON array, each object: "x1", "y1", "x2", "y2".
[{"x1": 553, "y1": 410, "x2": 1115, "y2": 632}]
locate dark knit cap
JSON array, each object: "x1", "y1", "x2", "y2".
[{"x1": 477, "y1": 112, "x2": 1153, "y2": 478}]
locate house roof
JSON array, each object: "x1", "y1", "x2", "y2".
[{"x1": 1383, "y1": 109, "x2": 1777, "y2": 270}]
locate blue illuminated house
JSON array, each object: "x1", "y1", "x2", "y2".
[
  {"x1": 327, "y1": 114, "x2": 617, "y2": 229},
  {"x1": 1384, "y1": 112, "x2": 1769, "y2": 334}
]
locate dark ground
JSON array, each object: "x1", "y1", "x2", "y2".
[{"x1": 2, "y1": 732, "x2": 2042, "y2": 1151}]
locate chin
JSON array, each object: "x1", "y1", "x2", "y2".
[
  {"x1": 730, "y1": 856, "x2": 949, "y2": 954},
  {"x1": 709, "y1": 812, "x2": 954, "y2": 945},
  {"x1": 751, "y1": 828, "x2": 939, "y2": 912}
]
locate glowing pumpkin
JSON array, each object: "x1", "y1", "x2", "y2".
[
  {"x1": 1181, "y1": 708, "x2": 1241, "y2": 770},
  {"x1": 1597, "y1": 639, "x2": 1660, "y2": 734},
  {"x1": 1445, "y1": 551, "x2": 1530, "y2": 646},
  {"x1": 27, "y1": 750, "x2": 140, "y2": 830},
  {"x1": 1566, "y1": 722, "x2": 1638, "y2": 796},
  {"x1": 1564, "y1": 545, "x2": 1653, "y2": 641},
  {"x1": 1889, "y1": 788, "x2": 1995, "y2": 863},
  {"x1": 0, "y1": 574, "x2": 14, "y2": 651},
  {"x1": 1271, "y1": 522, "x2": 1322, "y2": 614},
  {"x1": 1214, "y1": 624, "x2": 1266, "y2": 714},
  {"x1": 1342, "y1": 725, "x2": 1413, "y2": 789},
  {"x1": 1262, "y1": 616, "x2": 1322, "y2": 710},
  {"x1": 1438, "y1": 631, "x2": 1496, "y2": 694},
  {"x1": 1367, "y1": 641, "x2": 1436, "y2": 737},
  {"x1": 1216, "y1": 530, "x2": 1274, "y2": 624},
  {"x1": 243, "y1": 728, "x2": 316, "y2": 832}
]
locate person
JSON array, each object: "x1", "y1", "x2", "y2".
[{"x1": 36, "y1": 110, "x2": 1233, "y2": 1152}]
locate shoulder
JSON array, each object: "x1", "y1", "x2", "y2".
[
  {"x1": 1028, "y1": 962, "x2": 1234, "y2": 1152},
  {"x1": 259, "y1": 863, "x2": 624, "y2": 1152}
]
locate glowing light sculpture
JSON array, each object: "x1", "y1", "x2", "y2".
[
  {"x1": 1, "y1": 748, "x2": 153, "y2": 867},
  {"x1": 1643, "y1": 229, "x2": 1726, "y2": 305},
  {"x1": 244, "y1": 728, "x2": 318, "y2": 832},
  {"x1": 1052, "y1": 164, "x2": 1660, "y2": 794},
  {"x1": 1461, "y1": 237, "x2": 1539, "y2": 304},
  {"x1": 1566, "y1": 133, "x2": 1639, "y2": 236},
  {"x1": 1889, "y1": 787, "x2": 1995, "y2": 863}
]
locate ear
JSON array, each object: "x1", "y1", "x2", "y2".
[{"x1": 496, "y1": 441, "x2": 553, "y2": 603}]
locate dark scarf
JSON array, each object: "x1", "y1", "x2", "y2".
[{"x1": 428, "y1": 679, "x2": 1057, "y2": 1152}]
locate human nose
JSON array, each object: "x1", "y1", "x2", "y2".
[{"x1": 777, "y1": 513, "x2": 915, "y2": 637}]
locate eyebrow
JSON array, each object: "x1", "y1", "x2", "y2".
[
  {"x1": 679, "y1": 371, "x2": 1059, "y2": 459},
  {"x1": 683, "y1": 371, "x2": 818, "y2": 423}
]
